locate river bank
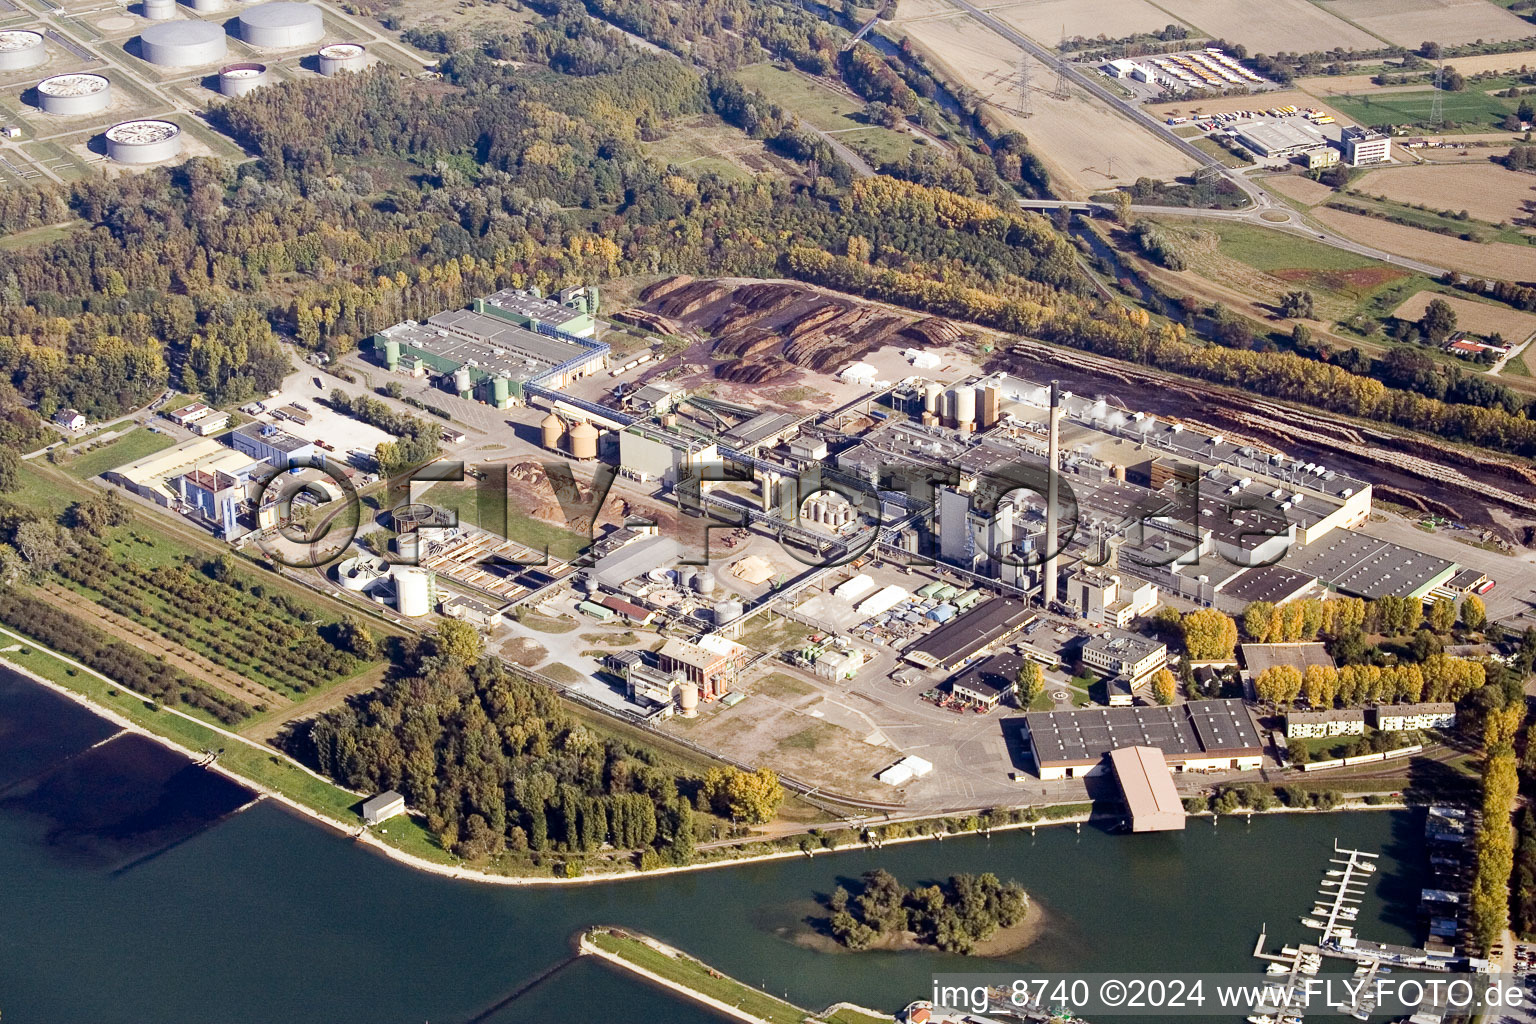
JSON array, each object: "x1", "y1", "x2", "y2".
[
  {"x1": 0, "y1": 627, "x2": 1408, "y2": 890},
  {"x1": 580, "y1": 927, "x2": 895, "y2": 1024}
]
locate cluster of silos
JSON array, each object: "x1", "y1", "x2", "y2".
[
  {"x1": 317, "y1": 42, "x2": 368, "y2": 75},
  {"x1": 927, "y1": 381, "x2": 1002, "y2": 432},
  {"x1": 138, "y1": 20, "x2": 226, "y2": 66},
  {"x1": 238, "y1": 2, "x2": 322, "y2": 48},
  {"x1": 0, "y1": 30, "x2": 47, "y2": 71},
  {"x1": 103, "y1": 119, "x2": 182, "y2": 164},
  {"x1": 36, "y1": 74, "x2": 112, "y2": 116},
  {"x1": 539, "y1": 413, "x2": 599, "y2": 460},
  {"x1": 218, "y1": 62, "x2": 268, "y2": 97}
]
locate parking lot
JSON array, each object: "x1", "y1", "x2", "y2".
[{"x1": 254, "y1": 370, "x2": 397, "y2": 460}]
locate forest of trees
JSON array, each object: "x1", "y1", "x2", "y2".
[
  {"x1": 828, "y1": 868, "x2": 1029, "y2": 954},
  {"x1": 302, "y1": 653, "x2": 706, "y2": 866}
]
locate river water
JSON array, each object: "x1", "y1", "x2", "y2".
[{"x1": 1, "y1": 666, "x2": 1428, "y2": 1024}]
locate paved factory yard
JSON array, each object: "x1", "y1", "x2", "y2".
[{"x1": 262, "y1": 372, "x2": 396, "y2": 458}]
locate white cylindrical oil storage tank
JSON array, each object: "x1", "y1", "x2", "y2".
[
  {"x1": 0, "y1": 31, "x2": 46, "y2": 71},
  {"x1": 568, "y1": 420, "x2": 598, "y2": 461},
  {"x1": 540, "y1": 411, "x2": 563, "y2": 450},
  {"x1": 238, "y1": 1, "x2": 322, "y2": 47},
  {"x1": 217, "y1": 61, "x2": 267, "y2": 96},
  {"x1": 694, "y1": 570, "x2": 716, "y2": 596},
  {"x1": 393, "y1": 531, "x2": 419, "y2": 562},
  {"x1": 678, "y1": 684, "x2": 699, "y2": 718},
  {"x1": 922, "y1": 381, "x2": 942, "y2": 414},
  {"x1": 104, "y1": 119, "x2": 182, "y2": 164},
  {"x1": 451, "y1": 366, "x2": 472, "y2": 396},
  {"x1": 714, "y1": 599, "x2": 743, "y2": 625},
  {"x1": 952, "y1": 385, "x2": 976, "y2": 431},
  {"x1": 139, "y1": 21, "x2": 226, "y2": 66},
  {"x1": 676, "y1": 566, "x2": 696, "y2": 592},
  {"x1": 317, "y1": 42, "x2": 367, "y2": 74},
  {"x1": 188, "y1": 0, "x2": 224, "y2": 12},
  {"x1": 141, "y1": 0, "x2": 176, "y2": 19},
  {"x1": 393, "y1": 567, "x2": 433, "y2": 617},
  {"x1": 36, "y1": 74, "x2": 111, "y2": 116}
]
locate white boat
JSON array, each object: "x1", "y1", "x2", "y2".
[
  {"x1": 1327, "y1": 869, "x2": 1345, "y2": 876},
  {"x1": 1331, "y1": 927, "x2": 1353, "y2": 939},
  {"x1": 1248, "y1": 1015, "x2": 1277, "y2": 1024},
  {"x1": 1267, "y1": 963, "x2": 1291, "y2": 975},
  {"x1": 1301, "y1": 917, "x2": 1325, "y2": 928}
]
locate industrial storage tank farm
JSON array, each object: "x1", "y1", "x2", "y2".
[
  {"x1": 238, "y1": 2, "x2": 323, "y2": 48},
  {"x1": 0, "y1": 30, "x2": 47, "y2": 72},
  {"x1": 35, "y1": 74, "x2": 112, "y2": 116},
  {"x1": 138, "y1": 21, "x2": 227, "y2": 67},
  {"x1": 317, "y1": 42, "x2": 367, "y2": 74},
  {"x1": 217, "y1": 62, "x2": 267, "y2": 96},
  {"x1": 104, "y1": 118, "x2": 182, "y2": 164}
]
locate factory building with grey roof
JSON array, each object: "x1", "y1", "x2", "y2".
[{"x1": 1022, "y1": 699, "x2": 1263, "y2": 780}]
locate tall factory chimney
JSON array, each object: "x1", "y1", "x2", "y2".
[{"x1": 1043, "y1": 380, "x2": 1062, "y2": 609}]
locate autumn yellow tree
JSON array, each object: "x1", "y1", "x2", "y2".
[
  {"x1": 703, "y1": 766, "x2": 784, "y2": 825},
  {"x1": 1151, "y1": 668, "x2": 1177, "y2": 706},
  {"x1": 1182, "y1": 609, "x2": 1238, "y2": 660},
  {"x1": 1254, "y1": 665, "x2": 1302, "y2": 707}
]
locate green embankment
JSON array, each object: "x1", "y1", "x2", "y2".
[{"x1": 585, "y1": 929, "x2": 868, "y2": 1024}]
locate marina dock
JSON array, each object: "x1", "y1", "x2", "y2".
[{"x1": 1247, "y1": 840, "x2": 1470, "y2": 1022}]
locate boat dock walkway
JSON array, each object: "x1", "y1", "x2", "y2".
[{"x1": 1248, "y1": 840, "x2": 1462, "y2": 1021}]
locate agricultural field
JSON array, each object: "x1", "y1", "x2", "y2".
[
  {"x1": 61, "y1": 426, "x2": 175, "y2": 479},
  {"x1": 1263, "y1": 172, "x2": 1340, "y2": 207},
  {"x1": 1391, "y1": 290, "x2": 1536, "y2": 340},
  {"x1": 51, "y1": 545, "x2": 378, "y2": 711},
  {"x1": 1312, "y1": 205, "x2": 1536, "y2": 278},
  {"x1": 730, "y1": 63, "x2": 921, "y2": 168},
  {"x1": 1326, "y1": 89, "x2": 1519, "y2": 130},
  {"x1": 987, "y1": 0, "x2": 1196, "y2": 46},
  {"x1": 1318, "y1": 0, "x2": 1535, "y2": 47},
  {"x1": 1141, "y1": 217, "x2": 1413, "y2": 323},
  {"x1": 644, "y1": 114, "x2": 794, "y2": 181},
  {"x1": 1146, "y1": 0, "x2": 1380, "y2": 53},
  {"x1": 897, "y1": 14, "x2": 1199, "y2": 197},
  {"x1": 891, "y1": 0, "x2": 960, "y2": 21},
  {"x1": 1352, "y1": 163, "x2": 1536, "y2": 228}
]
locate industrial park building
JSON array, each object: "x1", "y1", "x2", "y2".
[
  {"x1": 373, "y1": 296, "x2": 607, "y2": 407},
  {"x1": 1023, "y1": 699, "x2": 1263, "y2": 780},
  {"x1": 1110, "y1": 746, "x2": 1186, "y2": 832},
  {"x1": 1234, "y1": 120, "x2": 1327, "y2": 159},
  {"x1": 1342, "y1": 126, "x2": 1392, "y2": 166}
]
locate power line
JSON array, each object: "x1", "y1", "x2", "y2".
[
  {"x1": 1017, "y1": 55, "x2": 1033, "y2": 117},
  {"x1": 1430, "y1": 59, "x2": 1444, "y2": 130}
]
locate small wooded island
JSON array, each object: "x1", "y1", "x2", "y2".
[{"x1": 827, "y1": 869, "x2": 1030, "y2": 954}]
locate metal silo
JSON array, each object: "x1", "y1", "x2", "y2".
[
  {"x1": 141, "y1": 0, "x2": 176, "y2": 19},
  {"x1": 36, "y1": 74, "x2": 112, "y2": 116},
  {"x1": 451, "y1": 366, "x2": 472, "y2": 396},
  {"x1": 714, "y1": 599, "x2": 743, "y2": 625},
  {"x1": 0, "y1": 31, "x2": 46, "y2": 71},
  {"x1": 138, "y1": 21, "x2": 226, "y2": 66},
  {"x1": 694, "y1": 570, "x2": 716, "y2": 596},
  {"x1": 568, "y1": 420, "x2": 598, "y2": 461},
  {"x1": 540, "y1": 412, "x2": 563, "y2": 450},
  {"x1": 238, "y1": 2, "x2": 323, "y2": 47},
  {"x1": 103, "y1": 119, "x2": 182, "y2": 164},
  {"x1": 217, "y1": 62, "x2": 268, "y2": 96},
  {"x1": 317, "y1": 42, "x2": 368, "y2": 74}
]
